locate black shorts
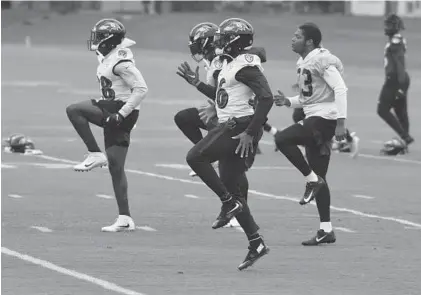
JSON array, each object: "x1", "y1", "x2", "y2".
[
  {"x1": 302, "y1": 116, "x2": 336, "y2": 155},
  {"x1": 92, "y1": 99, "x2": 139, "y2": 149},
  {"x1": 378, "y1": 76, "x2": 410, "y2": 107}
]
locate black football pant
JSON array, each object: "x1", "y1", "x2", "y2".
[
  {"x1": 377, "y1": 76, "x2": 410, "y2": 141},
  {"x1": 186, "y1": 116, "x2": 261, "y2": 234},
  {"x1": 275, "y1": 116, "x2": 336, "y2": 222},
  {"x1": 174, "y1": 107, "x2": 250, "y2": 200}
]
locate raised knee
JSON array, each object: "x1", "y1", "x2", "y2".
[
  {"x1": 174, "y1": 109, "x2": 191, "y2": 127},
  {"x1": 66, "y1": 104, "x2": 79, "y2": 117},
  {"x1": 274, "y1": 131, "x2": 286, "y2": 149}
]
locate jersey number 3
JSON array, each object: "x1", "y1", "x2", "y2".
[
  {"x1": 100, "y1": 76, "x2": 115, "y2": 100},
  {"x1": 297, "y1": 68, "x2": 313, "y2": 97},
  {"x1": 216, "y1": 78, "x2": 229, "y2": 109}
]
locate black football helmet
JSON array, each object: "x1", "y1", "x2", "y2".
[
  {"x1": 214, "y1": 18, "x2": 254, "y2": 58},
  {"x1": 88, "y1": 19, "x2": 126, "y2": 56},
  {"x1": 189, "y1": 22, "x2": 219, "y2": 62},
  {"x1": 384, "y1": 14, "x2": 405, "y2": 36},
  {"x1": 4, "y1": 134, "x2": 35, "y2": 153}
]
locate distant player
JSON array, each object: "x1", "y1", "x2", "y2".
[
  {"x1": 178, "y1": 18, "x2": 271, "y2": 270},
  {"x1": 274, "y1": 23, "x2": 348, "y2": 246},
  {"x1": 378, "y1": 14, "x2": 413, "y2": 155},
  {"x1": 66, "y1": 19, "x2": 148, "y2": 232}
]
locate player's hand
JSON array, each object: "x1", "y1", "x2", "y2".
[
  {"x1": 335, "y1": 119, "x2": 347, "y2": 142},
  {"x1": 232, "y1": 132, "x2": 254, "y2": 158},
  {"x1": 105, "y1": 112, "x2": 123, "y2": 127},
  {"x1": 396, "y1": 89, "x2": 406, "y2": 100},
  {"x1": 176, "y1": 61, "x2": 200, "y2": 87},
  {"x1": 274, "y1": 90, "x2": 289, "y2": 107},
  {"x1": 198, "y1": 99, "x2": 217, "y2": 124}
]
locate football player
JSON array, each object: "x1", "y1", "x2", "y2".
[
  {"x1": 274, "y1": 23, "x2": 347, "y2": 246},
  {"x1": 378, "y1": 14, "x2": 413, "y2": 155},
  {"x1": 66, "y1": 19, "x2": 148, "y2": 232},
  {"x1": 178, "y1": 18, "x2": 272, "y2": 270}
]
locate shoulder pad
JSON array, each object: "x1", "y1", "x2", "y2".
[
  {"x1": 391, "y1": 36, "x2": 402, "y2": 44},
  {"x1": 112, "y1": 48, "x2": 134, "y2": 61},
  {"x1": 315, "y1": 53, "x2": 344, "y2": 75},
  {"x1": 236, "y1": 53, "x2": 262, "y2": 68},
  {"x1": 210, "y1": 56, "x2": 223, "y2": 71}
]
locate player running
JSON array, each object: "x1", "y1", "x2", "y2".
[
  {"x1": 66, "y1": 19, "x2": 148, "y2": 232},
  {"x1": 274, "y1": 23, "x2": 348, "y2": 246}
]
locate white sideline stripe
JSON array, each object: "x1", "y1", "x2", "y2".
[
  {"x1": 353, "y1": 194, "x2": 375, "y2": 200},
  {"x1": 156, "y1": 163, "x2": 293, "y2": 171},
  {"x1": 37, "y1": 155, "x2": 421, "y2": 229},
  {"x1": 136, "y1": 226, "x2": 157, "y2": 232},
  {"x1": 404, "y1": 226, "x2": 421, "y2": 230},
  {"x1": 155, "y1": 163, "x2": 190, "y2": 170},
  {"x1": 8, "y1": 194, "x2": 23, "y2": 199},
  {"x1": 184, "y1": 194, "x2": 200, "y2": 199},
  {"x1": 1, "y1": 163, "x2": 17, "y2": 169},
  {"x1": 334, "y1": 227, "x2": 356, "y2": 233},
  {"x1": 30, "y1": 226, "x2": 53, "y2": 233},
  {"x1": 96, "y1": 194, "x2": 113, "y2": 199},
  {"x1": 1, "y1": 247, "x2": 147, "y2": 295}
]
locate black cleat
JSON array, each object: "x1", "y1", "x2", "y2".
[
  {"x1": 302, "y1": 229, "x2": 336, "y2": 246},
  {"x1": 299, "y1": 176, "x2": 326, "y2": 205},
  {"x1": 238, "y1": 238, "x2": 270, "y2": 271},
  {"x1": 212, "y1": 198, "x2": 243, "y2": 229}
]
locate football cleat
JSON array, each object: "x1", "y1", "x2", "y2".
[
  {"x1": 302, "y1": 229, "x2": 336, "y2": 246},
  {"x1": 223, "y1": 217, "x2": 241, "y2": 228},
  {"x1": 101, "y1": 215, "x2": 135, "y2": 232},
  {"x1": 212, "y1": 197, "x2": 243, "y2": 229},
  {"x1": 238, "y1": 238, "x2": 270, "y2": 271},
  {"x1": 74, "y1": 152, "x2": 108, "y2": 172},
  {"x1": 299, "y1": 176, "x2": 325, "y2": 205}
]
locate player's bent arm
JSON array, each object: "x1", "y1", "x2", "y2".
[
  {"x1": 235, "y1": 66, "x2": 274, "y2": 137},
  {"x1": 196, "y1": 82, "x2": 217, "y2": 100},
  {"x1": 323, "y1": 65, "x2": 347, "y2": 119},
  {"x1": 391, "y1": 47, "x2": 407, "y2": 86},
  {"x1": 114, "y1": 61, "x2": 148, "y2": 118}
]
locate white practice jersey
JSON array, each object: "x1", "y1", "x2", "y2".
[
  {"x1": 295, "y1": 48, "x2": 345, "y2": 119},
  {"x1": 216, "y1": 53, "x2": 263, "y2": 122}
]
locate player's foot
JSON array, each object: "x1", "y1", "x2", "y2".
[
  {"x1": 212, "y1": 196, "x2": 243, "y2": 229},
  {"x1": 101, "y1": 215, "x2": 135, "y2": 232},
  {"x1": 188, "y1": 170, "x2": 197, "y2": 177},
  {"x1": 302, "y1": 229, "x2": 336, "y2": 246},
  {"x1": 74, "y1": 152, "x2": 107, "y2": 172},
  {"x1": 238, "y1": 237, "x2": 270, "y2": 271},
  {"x1": 223, "y1": 217, "x2": 241, "y2": 228},
  {"x1": 299, "y1": 176, "x2": 325, "y2": 205}
]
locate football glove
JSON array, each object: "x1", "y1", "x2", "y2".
[{"x1": 176, "y1": 61, "x2": 200, "y2": 87}]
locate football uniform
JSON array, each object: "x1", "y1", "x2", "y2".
[
  {"x1": 292, "y1": 48, "x2": 346, "y2": 120},
  {"x1": 216, "y1": 53, "x2": 263, "y2": 123}
]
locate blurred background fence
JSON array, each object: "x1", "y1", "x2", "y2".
[{"x1": 2, "y1": 1, "x2": 421, "y2": 25}]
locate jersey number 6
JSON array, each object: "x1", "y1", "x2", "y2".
[
  {"x1": 100, "y1": 76, "x2": 116, "y2": 100},
  {"x1": 298, "y1": 68, "x2": 313, "y2": 97},
  {"x1": 216, "y1": 78, "x2": 229, "y2": 109}
]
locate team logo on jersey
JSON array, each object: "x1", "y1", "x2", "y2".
[
  {"x1": 214, "y1": 58, "x2": 223, "y2": 69},
  {"x1": 245, "y1": 54, "x2": 254, "y2": 63},
  {"x1": 118, "y1": 49, "x2": 127, "y2": 58}
]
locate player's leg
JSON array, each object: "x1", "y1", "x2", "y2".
[
  {"x1": 377, "y1": 83, "x2": 410, "y2": 142},
  {"x1": 302, "y1": 146, "x2": 336, "y2": 246},
  {"x1": 274, "y1": 119, "x2": 325, "y2": 205},
  {"x1": 66, "y1": 99, "x2": 107, "y2": 171},
  {"x1": 218, "y1": 156, "x2": 269, "y2": 270},
  {"x1": 174, "y1": 107, "x2": 207, "y2": 144},
  {"x1": 393, "y1": 79, "x2": 413, "y2": 145},
  {"x1": 101, "y1": 105, "x2": 139, "y2": 232}
]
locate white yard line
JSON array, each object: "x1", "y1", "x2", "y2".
[
  {"x1": 30, "y1": 226, "x2": 53, "y2": 233},
  {"x1": 1, "y1": 247, "x2": 147, "y2": 295}
]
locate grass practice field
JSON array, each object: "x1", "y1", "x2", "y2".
[{"x1": 2, "y1": 11, "x2": 421, "y2": 295}]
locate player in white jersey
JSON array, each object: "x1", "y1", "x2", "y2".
[
  {"x1": 66, "y1": 19, "x2": 148, "y2": 232},
  {"x1": 179, "y1": 18, "x2": 272, "y2": 270},
  {"x1": 274, "y1": 23, "x2": 348, "y2": 246}
]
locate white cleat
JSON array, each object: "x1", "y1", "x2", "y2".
[
  {"x1": 189, "y1": 161, "x2": 219, "y2": 177},
  {"x1": 350, "y1": 132, "x2": 360, "y2": 159},
  {"x1": 101, "y1": 215, "x2": 135, "y2": 232},
  {"x1": 73, "y1": 152, "x2": 108, "y2": 172},
  {"x1": 223, "y1": 217, "x2": 241, "y2": 228}
]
